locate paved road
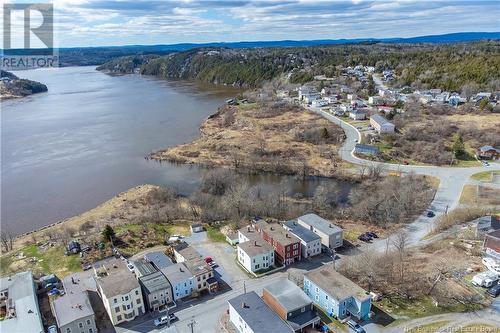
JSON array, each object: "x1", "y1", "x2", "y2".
[{"x1": 310, "y1": 106, "x2": 500, "y2": 249}]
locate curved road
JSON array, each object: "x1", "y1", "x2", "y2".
[{"x1": 311, "y1": 106, "x2": 500, "y2": 248}]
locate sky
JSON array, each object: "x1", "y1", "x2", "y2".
[{"x1": 2, "y1": 0, "x2": 500, "y2": 48}]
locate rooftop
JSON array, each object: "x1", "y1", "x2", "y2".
[
  {"x1": 228, "y1": 291, "x2": 293, "y2": 333},
  {"x1": 370, "y1": 114, "x2": 392, "y2": 126},
  {"x1": 53, "y1": 275, "x2": 94, "y2": 328},
  {"x1": 304, "y1": 263, "x2": 370, "y2": 302},
  {"x1": 298, "y1": 214, "x2": 343, "y2": 236},
  {"x1": 283, "y1": 220, "x2": 320, "y2": 243},
  {"x1": 94, "y1": 258, "x2": 140, "y2": 297},
  {"x1": 238, "y1": 225, "x2": 261, "y2": 240},
  {"x1": 160, "y1": 263, "x2": 193, "y2": 286},
  {"x1": 238, "y1": 239, "x2": 274, "y2": 257},
  {"x1": 255, "y1": 221, "x2": 300, "y2": 246},
  {"x1": 475, "y1": 215, "x2": 500, "y2": 231},
  {"x1": 144, "y1": 251, "x2": 174, "y2": 269},
  {"x1": 0, "y1": 271, "x2": 44, "y2": 333},
  {"x1": 174, "y1": 243, "x2": 203, "y2": 262},
  {"x1": 133, "y1": 259, "x2": 158, "y2": 278},
  {"x1": 184, "y1": 258, "x2": 212, "y2": 276},
  {"x1": 264, "y1": 279, "x2": 312, "y2": 313},
  {"x1": 139, "y1": 271, "x2": 171, "y2": 295}
]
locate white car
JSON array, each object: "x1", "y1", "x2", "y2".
[
  {"x1": 154, "y1": 314, "x2": 178, "y2": 326},
  {"x1": 482, "y1": 257, "x2": 500, "y2": 274}
]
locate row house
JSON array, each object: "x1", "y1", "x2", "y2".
[{"x1": 254, "y1": 220, "x2": 301, "y2": 266}]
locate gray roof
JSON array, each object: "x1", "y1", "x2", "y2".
[
  {"x1": 298, "y1": 214, "x2": 342, "y2": 236},
  {"x1": 283, "y1": 220, "x2": 320, "y2": 243},
  {"x1": 94, "y1": 258, "x2": 140, "y2": 297},
  {"x1": 144, "y1": 251, "x2": 174, "y2": 269},
  {"x1": 0, "y1": 271, "x2": 44, "y2": 333},
  {"x1": 255, "y1": 221, "x2": 300, "y2": 247},
  {"x1": 53, "y1": 275, "x2": 94, "y2": 328},
  {"x1": 174, "y1": 243, "x2": 203, "y2": 262},
  {"x1": 238, "y1": 239, "x2": 274, "y2": 257},
  {"x1": 139, "y1": 271, "x2": 171, "y2": 295},
  {"x1": 133, "y1": 259, "x2": 158, "y2": 278},
  {"x1": 228, "y1": 291, "x2": 293, "y2": 333},
  {"x1": 475, "y1": 215, "x2": 500, "y2": 231},
  {"x1": 160, "y1": 263, "x2": 193, "y2": 286},
  {"x1": 264, "y1": 279, "x2": 312, "y2": 312},
  {"x1": 304, "y1": 263, "x2": 370, "y2": 302},
  {"x1": 370, "y1": 114, "x2": 392, "y2": 126}
]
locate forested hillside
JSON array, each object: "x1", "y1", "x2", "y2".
[{"x1": 98, "y1": 41, "x2": 500, "y2": 91}]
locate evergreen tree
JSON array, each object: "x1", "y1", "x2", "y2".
[
  {"x1": 452, "y1": 134, "x2": 465, "y2": 158},
  {"x1": 102, "y1": 224, "x2": 116, "y2": 242}
]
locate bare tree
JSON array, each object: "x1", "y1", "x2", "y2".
[
  {"x1": 0, "y1": 231, "x2": 14, "y2": 252},
  {"x1": 392, "y1": 231, "x2": 409, "y2": 281}
]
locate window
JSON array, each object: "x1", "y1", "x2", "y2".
[
  {"x1": 115, "y1": 306, "x2": 120, "y2": 313},
  {"x1": 86, "y1": 319, "x2": 91, "y2": 326},
  {"x1": 136, "y1": 298, "x2": 141, "y2": 304},
  {"x1": 198, "y1": 284, "x2": 201, "y2": 289},
  {"x1": 255, "y1": 264, "x2": 260, "y2": 270},
  {"x1": 89, "y1": 329, "x2": 93, "y2": 333},
  {"x1": 203, "y1": 282, "x2": 206, "y2": 287},
  {"x1": 117, "y1": 315, "x2": 122, "y2": 322},
  {"x1": 79, "y1": 322, "x2": 83, "y2": 328},
  {"x1": 135, "y1": 290, "x2": 139, "y2": 295},
  {"x1": 127, "y1": 304, "x2": 131, "y2": 310},
  {"x1": 113, "y1": 298, "x2": 117, "y2": 304},
  {"x1": 301, "y1": 307, "x2": 305, "y2": 313},
  {"x1": 326, "y1": 295, "x2": 329, "y2": 300},
  {"x1": 125, "y1": 296, "x2": 129, "y2": 301},
  {"x1": 197, "y1": 276, "x2": 200, "y2": 281},
  {"x1": 66, "y1": 329, "x2": 71, "y2": 333}
]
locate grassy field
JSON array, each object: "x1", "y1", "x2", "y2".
[
  {"x1": 459, "y1": 185, "x2": 500, "y2": 206},
  {"x1": 376, "y1": 295, "x2": 482, "y2": 322},
  {"x1": 471, "y1": 170, "x2": 500, "y2": 182},
  {"x1": 405, "y1": 320, "x2": 450, "y2": 333},
  {"x1": 206, "y1": 226, "x2": 226, "y2": 243},
  {"x1": 0, "y1": 244, "x2": 81, "y2": 278}
]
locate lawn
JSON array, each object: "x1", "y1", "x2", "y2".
[
  {"x1": 459, "y1": 185, "x2": 500, "y2": 206},
  {"x1": 405, "y1": 320, "x2": 450, "y2": 333},
  {"x1": 471, "y1": 170, "x2": 500, "y2": 182},
  {"x1": 376, "y1": 295, "x2": 482, "y2": 322},
  {"x1": 206, "y1": 226, "x2": 226, "y2": 243},
  {"x1": 459, "y1": 185, "x2": 477, "y2": 205},
  {"x1": 0, "y1": 244, "x2": 82, "y2": 278}
]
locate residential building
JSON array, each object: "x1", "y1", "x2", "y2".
[
  {"x1": 340, "y1": 104, "x2": 354, "y2": 112},
  {"x1": 484, "y1": 230, "x2": 500, "y2": 262},
  {"x1": 311, "y1": 99, "x2": 329, "y2": 107},
  {"x1": 349, "y1": 109, "x2": 366, "y2": 120},
  {"x1": 228, "y1": 291, "x2": 294, "y2": 333},
  {"x1": 283, "y1": 220, "x2": 321, "y2": 258},
  {"x1": 93, "y1": 258, "x2": 145, "y2": 325},
  {"x1": 262, "y1": 279, "x2": 320, "y2": 332},
  {"x1": 0, "y1": 271, "x2": 44, "y2": 333},
  {"x1": 368, "y1": 96, "x2": 383, "y2": 105},
  {"x1": 237, "y1": 239, "x2": 275, "y2": 273},
  {"x1": 354, "y1": 144, "x2": 380, "y2": 156},
  {"x1": 297, "y1": 214, "x2": 343, "y2": 250},
  {"x1": 477, "y1": 145, "x2": 500, "y2": 160},
  {"x1": 254, "y1": 220, "x2": 301, "y2": 266},
  {"x1": 226, "y1": 232, "x2": 239, "y2": 245},
  {"x1": 475, "y1": 216, "x2": 500, "y2": 237},
  {"x1": 144, "y1": 251, "x2": 174, "y2": 270},
  {"x1": 304, "y1": 263, "x2": 372, "y2": 321},
  {"x1": 173, "y1": 243, "x2": 217, "y2": 293},
  {"x1": 52, "y1": 275, "x2": 97, "y2": 333},
  {"x1": 160, "y1": 263, "x2": 194, "y2": 301},
  {"x1": 238, "y1": 225, "x2": 261, "y2": 244},
  {"x1": 370, "y1": 114, "x2": 395, "y2": 134},
  {"x1": 134, "y1": 259, "x2": 173, "y2": 312}
]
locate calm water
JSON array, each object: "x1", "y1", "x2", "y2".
[{"x1": 1, "y1": 67, "x2": 349, "y2": 236}]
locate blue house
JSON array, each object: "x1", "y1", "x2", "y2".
[
  {"x1": 354, "y1": 144, "x2": 379, "y2": 156},
  {"x1": 303, "y1": 263, "x2": 371, "y2": 321}
]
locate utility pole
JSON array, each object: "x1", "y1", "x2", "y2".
[
  {"x1": 187, "y1": 317, "x2": 196, "y2": 333},
  {"x1": 243, "y1": 281, "x2": 247, "y2": 294}
]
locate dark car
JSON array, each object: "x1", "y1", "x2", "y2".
[
  {"x1": 347, "y1": 319, "x2": 366, "y2": 333},
  {"x1": 487, "y1": 284, "x2": 500, "y2": 297},
  {"x1": 358, "y1": 234, "x2": 371, "y2": 242},
  {"x1": 426, "y1": 211, "x2": 435, "y2": 218},
  {"x1": 367, "y1": 232, "x2": 378, "y2": 238}
]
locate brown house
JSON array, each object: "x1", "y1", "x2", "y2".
[
  {"x1": 484, "y1": 229, "x2": 500, "y2": 261},
  {"x1": 477, "y1": 145, "x2": 500, "y2": 160},
  {"x1": 262, "y1": 279, "x2": 320, "y2": 332},
  {"x1": 254, "y1": 220, "x2": 301, "y2": 266}
]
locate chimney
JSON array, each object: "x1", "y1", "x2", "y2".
[
  {"x1": 270, "y1": 226, "x2": 274, "y2": 231},
  {"x1": 247, "y1": 226, "x2": 250, "y2": 232},
  {"x1": 254, "y1": 240, "x2": 257, "y2": 246},
  {"x1": 241, "y1": 302, "x2": 247, "y2": 308},
  {"x1": 329, "y1": 224, "x2": 333, "y2": 228},
  {"x1": 286, "y1": 233, "x2": 289, "y2": 238}
]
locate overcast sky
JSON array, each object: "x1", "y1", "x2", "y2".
[{"x1": 3, "y1": 0, "x2": 500, "y2": 48}]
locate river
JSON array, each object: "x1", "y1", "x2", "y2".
[{"x1": 1, "y1": 67, "x2": 351, "y2": 236}]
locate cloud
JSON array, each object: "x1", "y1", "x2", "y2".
[{"x1": 4, "y1": 0, "x2": 498, "y2": 47}]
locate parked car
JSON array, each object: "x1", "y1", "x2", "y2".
[
  {"x1": 358, "y1": 234, "x2": 371, "y2": 242},
  {"x1": 154, "y1": 314, "x2": 178, "y2": 326},
  {"x1": 205, "y1": 256, "x2": 213, "y2": 264},
  {"x1": 82, "y1": 264, "x2": 92, "y2": 271},
  {"x1": 487, "y1": 284, "x2": 500, "y2": 297},
  {"x1": 366, "y1": 232, "x2": 378, "y2": 238},
  {"x1": 426, "y1": 211, "x2": 435, "y2": 218},
  {"x1": 47, "y1": 325, "x2": 57, "y2": 333},
  {"x1": 209, "y1": 261, "x2": 218, "y2": 268},
  {"x1": 472, "y1": 271, "x2": 499, "y2": 288},
  {"x1": 347, "y1": 319, "x2": 366, "y2": 333},
  {"x1": 127, "y1": 263, "x2": 135, "y2": 272}
]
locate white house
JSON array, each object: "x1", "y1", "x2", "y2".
[
  {"x1": 311, "y1": 99, "x2": 329, "y2": 107},
  {"x1": 303, "y1": 93, "x2": 321, "y2": 104},
  {"x1": 94, "y1": 258, "x2": 145, "y2": 325},
  {"x1": 340, "y1": 104, "x2": 354, "y2": 112},
  {"x1": 297, "y1": 214, "x2": 343, "y2": 250},
  {"x1": 349, "y1": 110, "x2": 366, "y2": 120},
  {"x1": 237, "y1": 239, "x2": 275, "y2": 273},
  {"x1": 370, "y1": 114, "x2": 395, "y2": 134},
  {"x1": 283, "y1": 220, "x2": 322, "y2": 258},
  {"x1": 238, "y1": 226, "x2": 260, "y2": 244},
  {"x1": 368, "y1": 96, "x2": 384, "y2": 105}
]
